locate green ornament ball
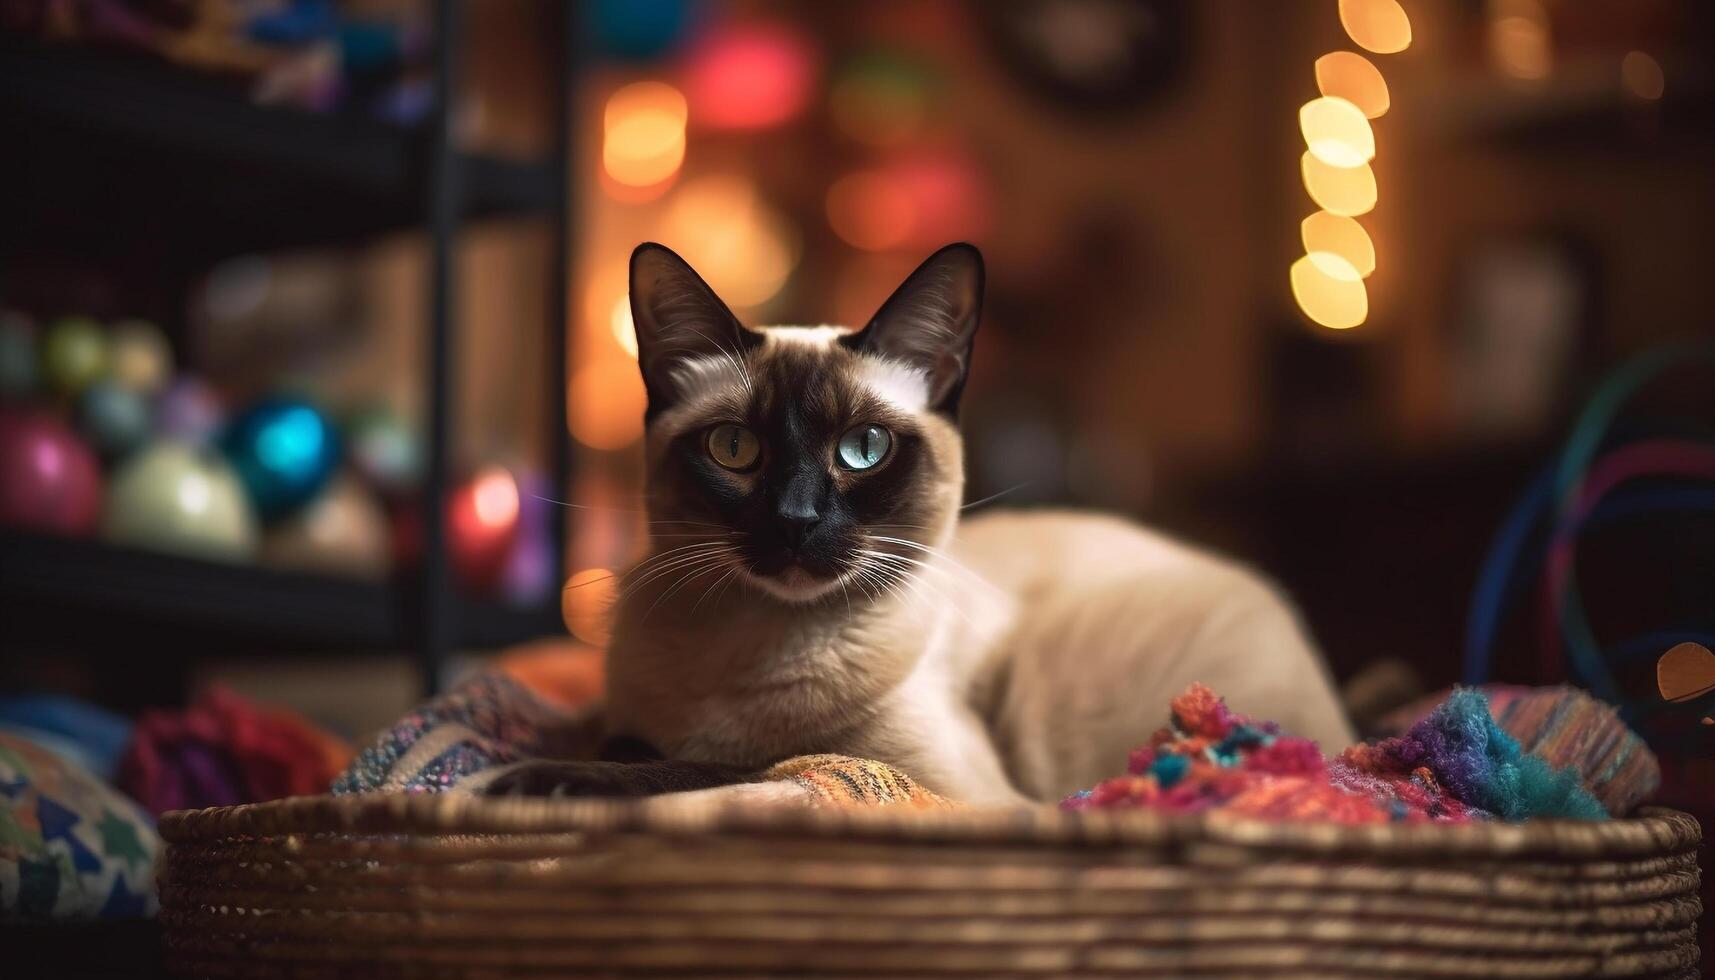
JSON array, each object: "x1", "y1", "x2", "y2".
[
  {"x1": 41, "y1": 317, "x2": 109, "y2": 397},
  {"x1": 0, "y1": 311, "x2": 36, "y2": 398}
]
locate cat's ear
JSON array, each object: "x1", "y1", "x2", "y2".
[
  {"x1": 841, "y1": 243, "x2": 984, "y2": 415},
  {"x1": 629, "y1": 242, "x2": 760, "y2": 414}
]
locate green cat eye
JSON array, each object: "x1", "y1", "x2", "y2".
[
  {"x1": 707, "y1": 424, "x2": 761, "y2": 471},
  {"x1": 837, "y1": 424, "x2": 892, "y2": 471}
]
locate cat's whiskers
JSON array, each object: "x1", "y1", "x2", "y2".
[
  {"x1": 618, "y1": 545, "x2": 741, "y2": 604},
  {"x1": 867, "y1": 535, "x2": 1005, "y2": 598}
]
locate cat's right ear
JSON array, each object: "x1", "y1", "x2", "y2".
[{"x1": 629, "y1": 242, "x2": 759, "y2": 416}]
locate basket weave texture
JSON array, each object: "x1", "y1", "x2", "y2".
[{"x1": 159, "y1": 795, "x2": 1703, "y2": 978}]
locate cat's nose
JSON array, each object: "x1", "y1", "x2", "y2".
[{"x1": 775, "y1": 503, "x2": 822, "y2": 553}]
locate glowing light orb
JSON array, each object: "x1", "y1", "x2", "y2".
[
  {"x1": 826, "y1": 171, "x2": 916, "y2": 252},
  {"x1": 1339, "y1": 0, "x2": 1412, "y2": 55},
  {"x1": 568, "y1": 356, "x2": 648, "y2": 451},
  {"x1": 683, "y1": 22, "x2": 816, "y2": 131},
  {"x1": 1315, "y1": 51, "x2": 1390, "y2": 119},
  {"x1": 1300, "y1": 151, "x2": 1377, "y2": 217},
  {"x1": 562, "y1": 566, "x2": 617, "y2": 645},
  {"x1": 471, "y1": 466, "x2": 521, "y2": 530},
  {"x1": 1300, "y1": 97, "x2": 1375, "y2": 169},
  {"x1": 610, "y1": 296, "x2": 639, "y2": 358},
  {"x1": 1621, "y1": 51, "x2": 1665, "y2": 101},
  {"x1": 1291, "y1": 252, "x2": 1368, "y2": 330},
  {"x1": 660, "y1": 174, "x2": 799, "y2": 308},
  {"x1": 1301, "y1": 211, "x2": 1376, "y2": 278},
  {"x1": 602, "y1": 81, "x2": 687, "y2": 191},
  {"x1": 1489, "y1": 1, "x2": 1552, "y2": 81}
]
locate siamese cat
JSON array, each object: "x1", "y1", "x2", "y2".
[{"x1": 484, "y1": 242, "x2": 1353, "y2": 805}]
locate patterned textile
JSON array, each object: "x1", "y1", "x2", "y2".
[
  {"x1": 335, "y1": 672, "x2": 948, "y2": 808},
  {"x1": 1064, "y1": 684, "x2": 1609, "y2": 823},
  {"x1": 1, "y1": 733, "x2": 158, "y2": 920}
]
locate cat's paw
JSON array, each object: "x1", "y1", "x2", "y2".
[{"x1": 480, "y1": 760, "x2": 647, "y2": 798}]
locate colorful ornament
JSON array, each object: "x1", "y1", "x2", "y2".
[
  {"x1": 500, "y1": 471, "x2": 556, "y2": 605},
  {"x1": 222, "y1": 397, "x2": 341, "y2": 522},
  {"x1": 40, "y1": 317, "x2": 108, "y2": 397},
  {"x1": 345, "y1": 405, "x2": 421, "y2": 491},
  {"x1": 155, "y1": 376, "x2": 225, "y2": 445},
  {"x1": 589, "y1": 0, "x2": 695, "y2": 61},
  {"x1": 261, "y1": 473, "x2": 391, "y2": 579},
  {"x1": 76, "y1": 382, "x2": 152, "y2": 460},
  {"x1": 0, "y1": 408, "x2": 102, "y2": 535},
  {"x1": 0, "y1": 311, "x2": 37, "y2": 399},
  {"x1": 450, "y1": 465, "x2": 521, "y2": 593},
  {"x1": 106, "y1": 319, "x2": 173, "y2": 395},
  {"x1": 102, "y1": 442, "x2": 257, "y2": 560}
]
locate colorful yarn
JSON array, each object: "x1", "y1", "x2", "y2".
[
  {"x1": 1065, "y1": 684, "x2": 1609, "y2": 824},
  {"x1": 118, "y1": 687, "x2": 352, "y2": 815},
  {"x1": 1380, "y1": 685, "x2": 1658, "y2": 816}
]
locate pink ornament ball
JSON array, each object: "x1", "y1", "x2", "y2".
[{"x1": 0, "y1": 408, "x2": 103, "y2": 535}]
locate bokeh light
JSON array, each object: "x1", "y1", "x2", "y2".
[
  {"x1": 1301, "y1": 211, "x2": 1376, "y2": 279},
  {"x1": 562, "y1": 566, "x2": 617, "y2": 646},
  {"x1": 568, "y1": 356, "x2": 647, "y2": 450},
  {"x1": 826, "y1": 171, "x2": 916, "y2": 252},
  {"x1": 1299, "y1": 97, "x2": 1376, "y2": 168},
  {"x1": 1315, "y1": 52, "x2": 1390, "y2": 119},
  {"x1": 1338, "y1": 0, "x2": 1412, "y2": 55},
  {"x1": 660, "y1": 174, "x2": 798, "y2": 308},
  {"x1": 683, "y1": 21, "x2": 816, "y2": 130},
  {"x1": 829, "y1": 52, "x2": 933, "y2": 147},
  {"x1": 1300, "y1": 152, "x2": 1377, "y2": 217},
  {"x1": 610, "y1": 296, "x2": 639, "y2": 358},
  {"x1": 1488, "y1": 0, "x2": 1552, "y2": 81},
  {"x1": 1291, "y1": 252, "x2": 1369, "y2": 330},
  {"x1": 602, "y1": 81, "x2": 687, "y2": 192},
  {"x1": 1621, "y1": 51, "x2": 1665, "y2": 101},
  {"x1": 471, "y1": 466, "x2": 521, "y2": 530}
]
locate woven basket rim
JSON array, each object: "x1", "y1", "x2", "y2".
[{"x1": 159, "y1": 794, "x2": 1700, "y2": 859}]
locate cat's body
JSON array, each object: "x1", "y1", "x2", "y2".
[
  {"x1": 607, "y1": 458, "x2": 1351, "y2": 807},
  {"x1": 489, "y1": 243, "x2": 1352, "y2": 804}
]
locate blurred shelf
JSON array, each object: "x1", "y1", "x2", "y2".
[
  {"x1": 0, "y1": 531, "x2": 563, "y2": 656},
  {"x1": 0, "y1": 44, "x2": 558, "y2": 262}
]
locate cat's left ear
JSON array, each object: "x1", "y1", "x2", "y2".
[{"x1": 841, "y1": 243, "x2": 984, "y2": 416}]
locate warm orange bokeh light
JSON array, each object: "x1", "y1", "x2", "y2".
[
  {"x1": 1300, "y1": 152, "x2": 1377, "y2": 217},
  {"x1": 1300, "y1": 97, "x2": 1375, "y2": 168},
  {"x1": 1301, "y1": 211, "x2": 1376, "y2": 279},
  {"x1": 602, "y1": 81, "x2": 688, "y2": 191},
  {"x1": 1489, "y1": 1, "x2": 1552, "y2": 81},
  {"x1": 1339, "y1": 0, "x2": 1412, "y2": 55},
  {"x1": 660, "y1": 175, "x2": 798, "y2": 309},
  {"x1": 1315, "y1": 52, "x2": 1391, "y2": 119},
  {"x1": 562, "y1": 567, "x2": 617, "y2": 646},
  {"x1": 610, "y1": 296, "x2": 638, "y2": 358},
  {"x1": 826, "y1": 171, "x2": 916, "y2": 252},
  {"x1": 1621, "y1": 51, "x2": 1665, "y2": 101},
  {"x1": 471, "y1": 466, "x2": 520, "y2": 529},
  {"x1": 1291, "y1": 252, "x2": 1368, "y2": 330},
  {"x1": 568, "y1": 356, "x2": 647, "y2": 450}
]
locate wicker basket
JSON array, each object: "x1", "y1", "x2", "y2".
[{"x1": 158, "y1": 795, "x2": 1702, "y2": 978}]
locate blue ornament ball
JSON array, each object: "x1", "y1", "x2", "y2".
[
  {"x1": 590, "y1": 0, "x2": 695, "y2": 61},
  {"x1": 76, "y1": 381, "x2": 151, "y2": 460},
  {"x1": 221, "y1": 397, "x2": 342, "y2": 522}
]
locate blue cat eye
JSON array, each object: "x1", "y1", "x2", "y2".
[{"x1": 837, "y1": 424, "x2": 892, "y2": 471}]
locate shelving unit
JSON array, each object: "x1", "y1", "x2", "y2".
[{"x1": 0, "y1": 1, "x2": 575, "y2": 698}]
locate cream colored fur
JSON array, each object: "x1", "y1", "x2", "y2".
[{"x1": 604, "y1": 327, "x2": 1354, "y2": 807}]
